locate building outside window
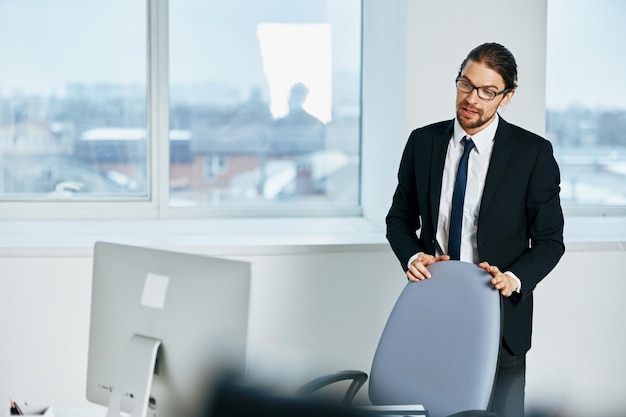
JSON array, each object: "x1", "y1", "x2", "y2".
[{"x1": 0, "y1": 0, "x2": 147, "y2": 200}]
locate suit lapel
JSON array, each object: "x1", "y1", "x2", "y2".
[
  {"x1": 480, "y1": 117, "x2": 514, "y2": 216},
  {"x1": 429, "y1": 121, "x2": 454, "y2": 231}
]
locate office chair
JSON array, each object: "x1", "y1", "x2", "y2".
[{"x1": 299, "y1": 260, "x2": 502, "y2": 417}]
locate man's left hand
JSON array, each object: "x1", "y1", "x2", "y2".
[{"x1": 479, "y1": 261, "x2": 517, "y2": 297}]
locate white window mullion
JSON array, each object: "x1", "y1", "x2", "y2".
[{"x1": 149, "y1": 0, "x2": 171, "y2": 218}]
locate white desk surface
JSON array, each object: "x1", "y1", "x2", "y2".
[{"x1": 55, "y1": 407, "x2": 106, "y2": 417}]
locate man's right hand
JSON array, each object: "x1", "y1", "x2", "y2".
[{"x1": 406, "y1": 254, "x2": 451, "y2": 281}]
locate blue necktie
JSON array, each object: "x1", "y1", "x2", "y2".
[{"x1": 448, "y1": 137, "x2": 475, "y2": 260}]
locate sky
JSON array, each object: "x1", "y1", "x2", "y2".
[
  {"x1": 0, "y1": 0, "x2": 359, "y2": 93},
  {"x1": 0, "y1": 0, "x2": 146, "y2": 92},
  {"x1": 546, "y1": 0, "x2": 626, "y2": 110}
]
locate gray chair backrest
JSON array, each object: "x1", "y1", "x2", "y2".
[{"x1": 368, "y1": 260, "x2": 501, "y2": 417}]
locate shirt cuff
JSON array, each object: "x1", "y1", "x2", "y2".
[
  {"x1": 506, "y1": 270, "x2": 522, "y2": 293},
  {"x1": 407, "y1": 252, "x2": 423, "y2": 270}
]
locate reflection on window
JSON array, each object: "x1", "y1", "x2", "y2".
[
  {"x1": 546, "y1": 0, "x2": 626, "y2": 207},
  {"x1": 0, "y1": 0, "x2": 148, "y2": 200},
  {"x1": 169, "y1": 1, "x2": 362, "y2": 208}
]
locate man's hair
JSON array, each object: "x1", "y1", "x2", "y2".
[{"x1": 458, "y1": 43, "x2": 518, "y2": 91}]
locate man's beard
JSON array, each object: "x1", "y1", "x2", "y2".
[{"x1": 456, "y1": 107, "x2": 496, "y2": 131}]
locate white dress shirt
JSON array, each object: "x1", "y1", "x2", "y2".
[{"x1": 436, "y1": 117, "x2": 496, "y2": 263}]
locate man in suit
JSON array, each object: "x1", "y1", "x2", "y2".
[{"x1": 386, "y1": 43, "x2": 565, "y2": 417}]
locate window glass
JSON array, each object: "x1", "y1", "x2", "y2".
[
  {"x1": 0, "y1": 0, "x2": 147, "y2": 200},
  {"x1": 169, "y1": 0, "x2": 362, "y2": 209},
  {"x1": 546, "y1": 0, "x2": 626, "y2": 208}
]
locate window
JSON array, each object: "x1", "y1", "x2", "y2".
[
  {"x1": 546, "y1": 0, "x2": 626, "y2": 212},
  {"x1": 0, "y1": 0, "x2": 362, "y2": 217},
  {"x1": 169, "y1": 1, "x2": 362, "y2": 210},
  {"x1": 0, "y1": 0, "x2": 148, "y2": 201}
]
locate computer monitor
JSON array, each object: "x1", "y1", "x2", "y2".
[{"x1": 86, "y1": 241, "x2": 251, "y2": 417}]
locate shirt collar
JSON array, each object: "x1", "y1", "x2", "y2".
[{"x1": 453, "y1": 113, "x2": 499, "y2": 154}]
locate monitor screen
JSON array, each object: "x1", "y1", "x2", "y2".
[{"x1": 86, "y1": 241, "x2": 251, "y2": 417}]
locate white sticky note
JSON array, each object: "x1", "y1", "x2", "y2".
[{"x1": 141, "y1": 273, "x2": 170, "y2": 309}]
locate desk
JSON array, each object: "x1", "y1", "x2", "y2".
[{"x1": 55, "y1": 407, "x2": 106, "y2": 417}]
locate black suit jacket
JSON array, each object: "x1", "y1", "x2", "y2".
[{"x1": 386, "y1": 116, "x2": 565, "y2": 355}]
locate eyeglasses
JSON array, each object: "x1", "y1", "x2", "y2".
[{"x1": 455, "y1": 78, "x2": 510, "y2": 101}]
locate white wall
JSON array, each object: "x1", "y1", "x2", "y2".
[
  {"x1": 1, "y1": 245, "x2": 626, "y2": 417},
  {"x1": 529, "y1": 249, "x2": 626, "y2": 416},
  {"x1": 404, "y1": 0, "x2": 547, "y2": 135},
  {"x1": 360, "y1": 0, "x2": 408, "y2": 229},
  {"x1": 361, "y1": 0, "x2": 548, "y2": 228}
]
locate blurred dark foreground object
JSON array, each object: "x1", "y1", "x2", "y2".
[
  {"x1": 205, "y1": 376, "x2": 370, "y2": 417},
  {"x1": 203, "y1": 375, "x2": 498, "y2": 417}
]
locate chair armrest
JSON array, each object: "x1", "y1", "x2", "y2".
[{"x1": 297, "y1": 370, "x2": 368, "y2": 403}]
